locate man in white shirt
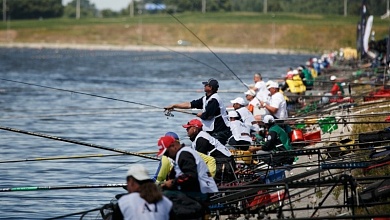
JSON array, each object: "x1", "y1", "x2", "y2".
[
  {"x1": 250, "y1": 73, "x2": 270, "y2": 103},
  {"x1": 259, "y1": 81, "x2": 288, "y2": 120},
  {"x1": 230, "y1": 97, "x2": 260, "y2": 133}
]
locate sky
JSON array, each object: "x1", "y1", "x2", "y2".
[{"x1": 62, "y1": 0, "x2": 131, "y2": 11}]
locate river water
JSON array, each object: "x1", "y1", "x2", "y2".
[{"x1": 0, "y1": 47, "x2": 312, "y2": 219}]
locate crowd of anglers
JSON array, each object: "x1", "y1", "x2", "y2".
[{"x1": 111, "y1": 52, "x2": 345, "y2": 220}]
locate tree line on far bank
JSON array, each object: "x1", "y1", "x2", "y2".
[{"x1": 0, "y1": 0, "x2": 389, "y2": 20}]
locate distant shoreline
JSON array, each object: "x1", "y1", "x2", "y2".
[{"x1": 0, "y1": 42, "x2": 316, "y2": 55}]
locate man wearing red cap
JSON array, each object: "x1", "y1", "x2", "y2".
[
  {"x1": 157, "y1": 134, "x2": 218, "y2": 218},
  {"x1": 183, "y1": 119, "x2": 235, "y2": 183},
  {"x1": 164, "y1": 78, "x2": 231, "y2": 145}
]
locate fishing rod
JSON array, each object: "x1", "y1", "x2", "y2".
[
  {"x1": 44, "y1": 207, "x2": 103, "y2": 220},
  {"x1": 0, "y1": 125, "x2": 160, "y2": 161},
  {"x1": 0, "y1": 109, "x2": 166, "y2": 120},
  {"x1": 293, "y1": 98, "x2": 390, "y2": 117},
  {"x1": 0, "y1": 153, "x2": 125, "y2": 164},
  {"x1": 0, "y1": 78, "x2": 196, "y2": 116},
  {"x1": 282, "y1": 111, "x2": 390, "y2": 121},
  {"x1": 0, "y1": 183, "x2": 126, "y2": 192}
]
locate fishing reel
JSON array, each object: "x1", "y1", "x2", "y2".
[{"x1": 164, "y1": 109, "x2": 174, "y2": 118}]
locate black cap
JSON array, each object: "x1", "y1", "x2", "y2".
[{"x1": 202, "y1": 78, "x2": 219, "y2": 88}]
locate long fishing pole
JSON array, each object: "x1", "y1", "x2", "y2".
[
  {"x1": 0, "y1": 183, "x2": 126, "y2": 192},
  {"x1": 0, "y1": 78, "x2": 196, "y2": 116},
  {"x1": 44, "y1": 207, "x2": 103, "y2": 220},
  {"x1": 0, "y1": 125, "x2": 160, "y2": 161}
]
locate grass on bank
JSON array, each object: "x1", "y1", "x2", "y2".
[{"x1": 1, "y1": 12, "x2": 390, "y2": 52}]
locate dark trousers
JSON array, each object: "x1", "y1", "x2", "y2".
[{"x1": 210, "y1": 129, "x2": 232, "y2": 145}]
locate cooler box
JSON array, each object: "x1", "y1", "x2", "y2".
[{"x1": 259, "y1": 169, "x2": 286, "y2": 184}]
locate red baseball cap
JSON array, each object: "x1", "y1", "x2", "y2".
[
  {"x1": 182, "y1": 119, "x2": 203, "y2": 129},
  {"x1": 157, "y1": 135, "x2": 176, "y2": 157}
]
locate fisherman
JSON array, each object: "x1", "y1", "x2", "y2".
[
  {"x1": 249, "y1": 73, "x2": 269, "y2": 103},
  {"x1": 330, "y1": 75, "x2": 345, "y2": 96},
  {"x1": 248, "y1": 115, "x2": 294, "y2": 166},
  {"x1": 244, "y1": 89, "x2": 259, "y2": 114},
  {"x1": 164, "y1": 78, "x2": 231, "y2": 145},
  {"x1": 153, "y1": 132, "x2": 216, "y2": 184},
  {"x1": 230, "y1": 96, "x2": 260, "y2": 133},
  {"x1": 112, "y1": 164, "x2": 173, "y2": 220},
  {"x1": 157, "y1": 134, "x2": 218, "y2": 219},
  {"x1": 227, "y1": 110, "x2": 252, "y2": 151},
  {"x1": 183, "y1": 119, "x2": 235, "y2": 183},
  {"x1": 259, "y1": 81, "x2": 288, "y2": 120},
  {"x1": 298, "y1": 66, "x2": 314, "y2": 90}
]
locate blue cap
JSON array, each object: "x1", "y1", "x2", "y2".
[{"x1": 165, "y1": 132, "x2": 179, "y2": 140}]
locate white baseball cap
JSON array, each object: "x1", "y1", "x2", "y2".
[
  {"x1": 266, "y1": 81, "x2": 279, "y2": 89},
  {"x1": 230, "y1": 97, "x2": 246, "y2": 105},
  {"x1": 244, "y1": 89, "x2": 256, "y2": 96},
  {"x1": 228, "y1": 110, "x2": 239, "y2": 118},
  {"x1": 263, "y1": 115, "x2": 275, "y2": 124},
  {"x1": 330, "y1": 75, "x2": 337, "y2": 81},
  {"x1": 126, "y1": 164, "x2": 151, "y2": 181}
]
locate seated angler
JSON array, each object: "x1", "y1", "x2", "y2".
[
  {"x1": 248, "y1": 115, "x2": 294, "y2": 166},
  {"x1": 183, "y1": 119, "x2": 236, "y2": 183},
  {"x1": 227, "y1": 110, "x2": 252, "y2": 151},
  {"x1": 157, "y1": 134, "x2": 218, "y2": 219}
]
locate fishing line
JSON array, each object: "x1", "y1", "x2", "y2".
[
  {"x1": 148, "y1": 41, "x2": 224, "y2": 74},
  {"x1": 0, "y1": 153, "x2": 125, "y2": 164},
  {"x1": 166, "y1": 12, "x2": 248, "y2": 89},
  {"x1": 0, "y1": 78, "x2": 196, "y2": 116},
  {"x1": 86, "y1": 158, "x2": 148, "y2": 179}
]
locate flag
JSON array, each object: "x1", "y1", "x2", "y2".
[{"x1": 357, "y1": 0, "x2": 369, "y2": 59}]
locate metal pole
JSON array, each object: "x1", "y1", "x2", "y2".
[
  {"x1": 202, "y1": 0, "x2": 206, "y2": 14},
  {"x1": 263, "y1": 0, "x2": 267, "y2": 14},
  {"x1": 3, "y1": 0, "x2": 6, "y2": 22},
  {"x1": 130, "y1": 0, "x2": 134, "y2": 17},
  {"x1": 76, "y1": 0, "x2": 80, "y2": 20},
  {"x1": 344, "y1": 0, "x2": 347, "y2": 17}
]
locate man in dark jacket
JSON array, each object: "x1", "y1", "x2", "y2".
[{"x1": 164, "y1": 78, "x2": 231, "y2": 145}]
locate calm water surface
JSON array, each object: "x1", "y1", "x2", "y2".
[{"x1": 0, "y1": 47, "x2": 312, "y2": 219}]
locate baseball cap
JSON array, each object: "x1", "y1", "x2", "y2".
[
  {"x1": 330, "y1": 75, "x2": 337, "y2": 81},
  {"x1": 202, "y1": 78, "x2": 219, "y2": 88},
  {"x1": 126, "y1": 164, "x2": 151, "y2": 181},
  {"x1": 263, "y1": 115, "x2": 275, "y2": 124},
  {"x1": 182, "y1": 119, "x2": 203, "y2": 128},
  {"x1": 228, "y1": 111, "x2": 239, "y2": 118},
  {"x1": 165, "y1": 131, "x2": 179, "y2": 140},
  {"x1": 230, "y1": 97, "x2": 246, "y2": 105},
  {"x1": 157, "y1": 135, "x2": 176, "y2": 157},
  {"x1": 266, "y1": 81, "x2": 279, "y2": 89},
  {"x1": 244, "y1": 89, "x2": 256, "y2": 96}
]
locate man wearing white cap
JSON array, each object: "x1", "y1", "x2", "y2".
[
  {"x1": 330, "y1": 75, "x2": 344, "y2": 96},
  {"x1": 230, "y1": 97, "x2": 260, "y2": 133},
  {"x1": 248, "y1": 115, "x2": 294, "y2": 166},
  {"x1": 114, "y1": 164, "x2": 173, "y2": 220},
  {"x1": 244, "y1": 89, "x2": 259, "y2": 114},
  {"x1": 259, "y1": 81, "x2": 288, "y2": 120},
  {"x1": 227, "y1": 110, "x2": 252, "y2": 150}
]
